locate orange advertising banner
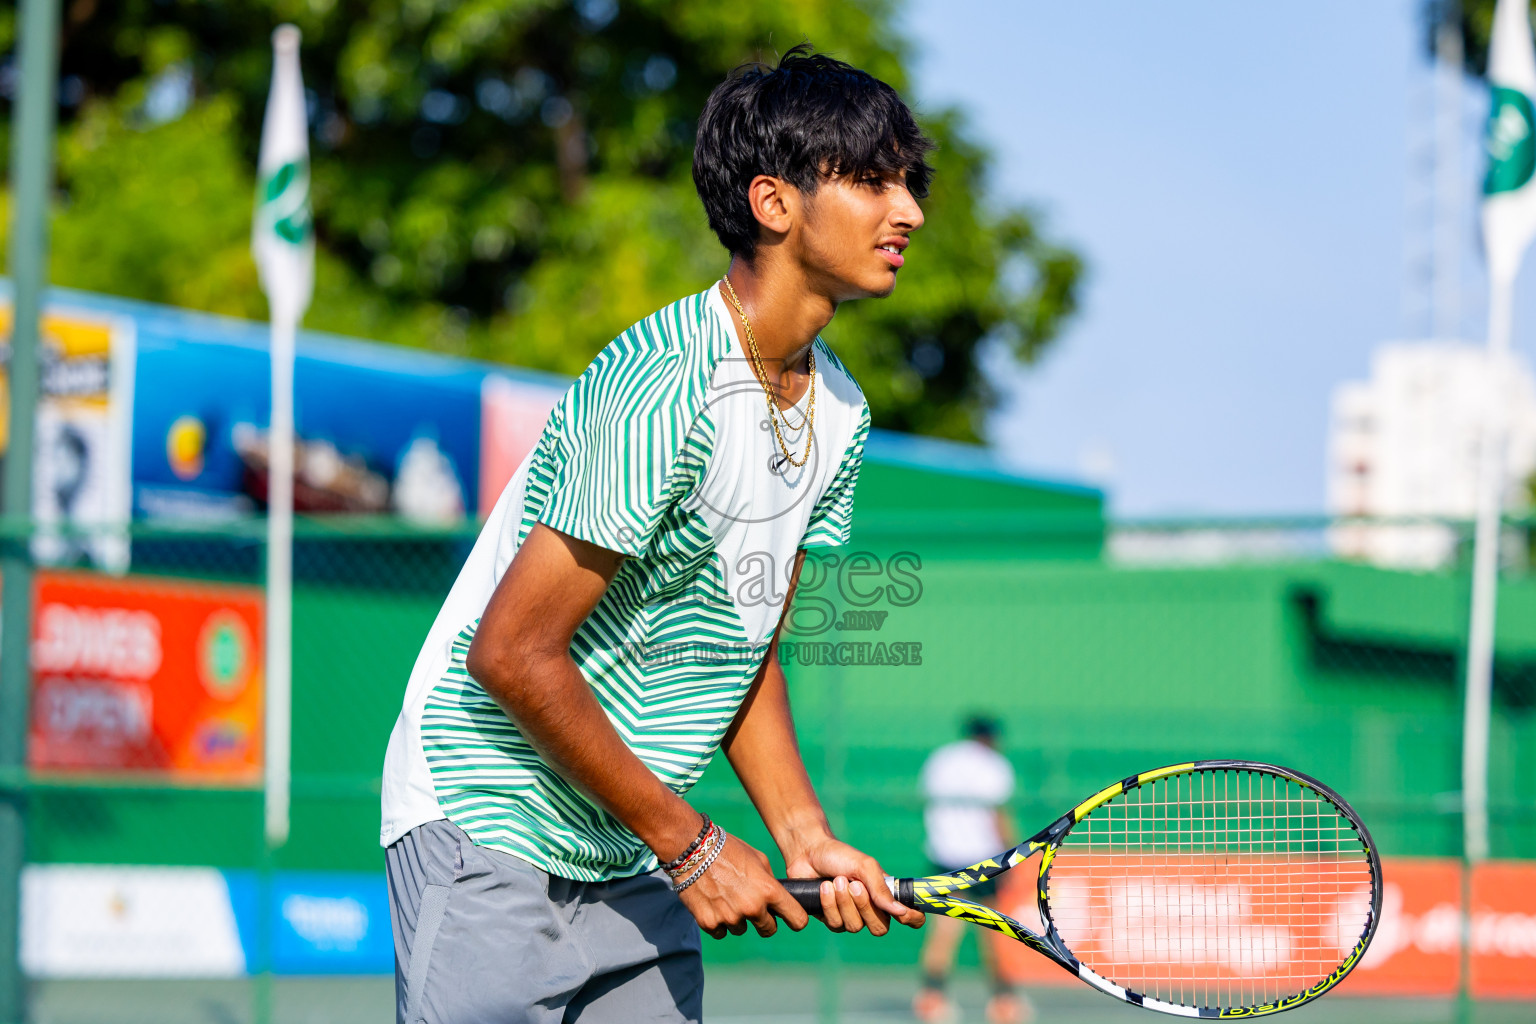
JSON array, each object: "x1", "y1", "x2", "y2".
[
  {"x1": 1340, "y1": 858, "x2": 1462, "y2": 996},
  {"x1": 1470, "y1": 862, "x2": 1536, "y2": 998},
  {"x1": 26, "y1": 570, "x2": 264, "y2": 784},
  {"x1": 991, "y1": 855, "x2": 1536, "y2": 999}
]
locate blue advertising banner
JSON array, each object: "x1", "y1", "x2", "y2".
[
  {"x1": 226, "y1": 870, "x2": 394, "y2": 975},
  {"x1": 29, "y1": 287, "x2": 567, "y2": 524}
]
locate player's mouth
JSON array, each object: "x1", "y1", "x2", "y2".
[{"x1": 877, "y1": 239, "x2": 908, "y2": 268}]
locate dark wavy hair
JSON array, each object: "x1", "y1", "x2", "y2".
[{"x1": 692, "y1": 44, "x2": 935, "y2": 260}]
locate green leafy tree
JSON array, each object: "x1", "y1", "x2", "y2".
[{"x1": 3, "y1": 0, "x2": 1081, "y2": 441}]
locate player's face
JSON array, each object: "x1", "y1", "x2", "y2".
[{"x1": 796, "y1": 169, "x2": 924, "y2": 301}]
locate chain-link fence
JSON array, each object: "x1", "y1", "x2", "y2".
[{"x1": 2, "y1": 515, "x2": 1533, "y2": 1023}]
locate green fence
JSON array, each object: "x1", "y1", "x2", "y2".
[{"x1": 5, "y1": 514, "x2": 1536, "y2": 1019}]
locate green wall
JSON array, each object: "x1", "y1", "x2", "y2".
[{"x1": 30, "y1": 548, "x2": 1533, "y2": 857}]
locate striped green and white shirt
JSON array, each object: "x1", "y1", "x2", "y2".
[{"x1": 381, "y1": 285, "x2": 871, "y2": 880}]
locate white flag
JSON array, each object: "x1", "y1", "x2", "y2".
[
  {"x1": 1483, "y1": 0, "x2": 1536, "y2": 285},
  {"x1": 253, "y1": 24, "x2": 314, "y2": 325}
]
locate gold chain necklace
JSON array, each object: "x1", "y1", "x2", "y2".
[{"x1": 722, "y1": 275, "x2": 816, "y2": 468}]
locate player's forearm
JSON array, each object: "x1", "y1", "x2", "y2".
[
  {"x1": 722, "y1": 656, "x2": 833, "y2": 861},
  {"x1": 475, "y1": 648, "x2": 701, "y2": 861}
]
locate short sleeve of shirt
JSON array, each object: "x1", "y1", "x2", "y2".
[
  {"x1": 801, "y1": 400, "x2": 871, "y2": 549},
  {"x1": 536, "y1": 341, "x2": 701, "y2": 558}
]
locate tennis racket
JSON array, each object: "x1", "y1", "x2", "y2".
[{"x1": 780, "y1": 760, "x2": 1381, "y2": 1018}]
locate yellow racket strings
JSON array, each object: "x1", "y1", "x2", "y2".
[{"x1": 1045, "y1": 768, "x2": 1374, "y2": 1010}]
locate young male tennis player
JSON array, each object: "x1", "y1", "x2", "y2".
[{"x1": 380, "y1": 46, "x2": 931, "y2": 1023}]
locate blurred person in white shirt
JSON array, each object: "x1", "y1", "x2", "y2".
[{"x1": 912, "y1": 715, "x2": 1032, "y2": 1024}]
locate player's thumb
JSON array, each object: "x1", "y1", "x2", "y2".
[{"x1": 869, "y1": 878, "x2": 924, "y2": 928}]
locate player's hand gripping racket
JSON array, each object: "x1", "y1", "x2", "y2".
[{"x1": 779, "y1": 760, "x2": 1381, "y2": 1018}]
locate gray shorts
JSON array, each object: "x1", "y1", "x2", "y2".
[{"x1": 386, "y1": 818, "x2": 703, "y2": 1024}]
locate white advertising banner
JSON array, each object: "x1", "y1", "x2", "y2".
[{"x1": 21, "y1": 865, "x2": 246, "y2": 978}]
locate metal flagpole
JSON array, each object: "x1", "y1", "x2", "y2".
[
  {"x1": 1, "y1": 2, "x2": 62, "y2": 1020},
  {"x1": 1461, "y1": 275, "x2": 1510, "y2": 869},
  {"x1": 264, "y1": 314, "x2": 295, "y2": 847}
]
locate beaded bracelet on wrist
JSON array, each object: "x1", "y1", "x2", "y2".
[
  {"x1": 672, "y1": 826, "x2": 724, "y2": 892},
  {"x1": 660, "y1": 813, "x2": 713, "y2": 873},
  {"x1": 666, "y1": 821, "x2": 719, "y2": 881}
]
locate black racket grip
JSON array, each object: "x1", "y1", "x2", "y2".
[
  {"x1": 778, "y1": 879, "x2": 825, "y2": 911},
  {"x1": 777, "y1": 877, "x2": 915, "y2": 912}
]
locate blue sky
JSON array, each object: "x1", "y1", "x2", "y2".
[{"x1": 900, "y1": 0, "x2": 1522, "y2": 516}]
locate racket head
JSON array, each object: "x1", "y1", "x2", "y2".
[{"x1": 1037, "y1": 760, "x2": 1382, "y2": 1018}]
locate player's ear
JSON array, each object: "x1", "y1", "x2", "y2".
[{"x1": 746, "y1": 174, "x2": 796, "y2": 240}]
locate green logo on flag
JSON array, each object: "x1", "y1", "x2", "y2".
[
  {"x1": 257, "y1": 159, "x2": 312, "y2": 244},
  {"x1": 1484, "y1": 86, "x2": 1536, "y2": 195}
]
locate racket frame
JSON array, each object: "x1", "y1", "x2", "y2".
[{"x1": 890, "y1": 759, "x2": 1383, "y2": 1019}]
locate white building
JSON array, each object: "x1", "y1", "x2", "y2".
[{"x1": 1327, "y1": 341, "x2": 1536, "y2": 568}]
